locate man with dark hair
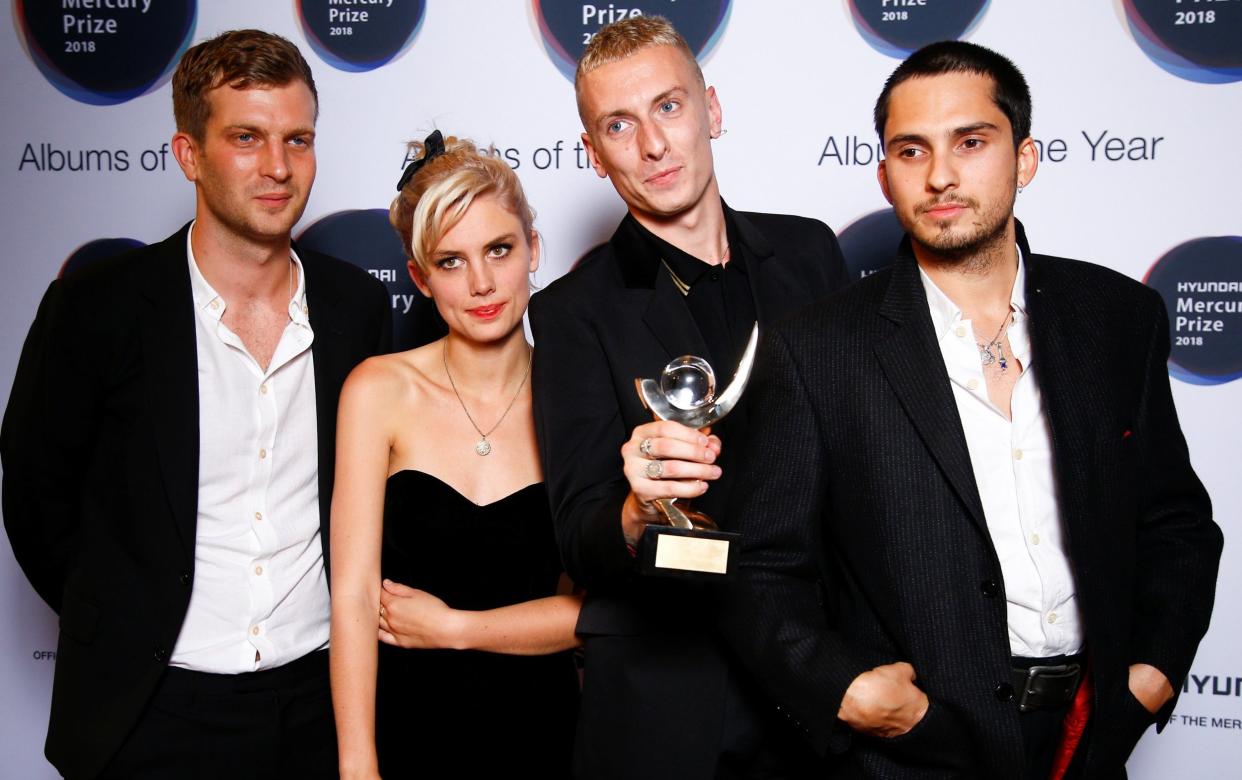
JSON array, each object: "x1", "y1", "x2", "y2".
[
  {"x1": 2, "y1": 29, "x2": 390, "y2": 779},
  {"x1": 529, "y1": 14, "x2": 850, "y2": 780},
  {"x1": 720, "y1": 40, "x2": 1221, "y2": 777}
]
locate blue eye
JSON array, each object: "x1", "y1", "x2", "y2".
[{"x1": 660, "y1": 101, "x2": 677, "y2": 113}]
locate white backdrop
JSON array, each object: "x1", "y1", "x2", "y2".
[{"x1": 1, "y1": 1, "x2": 1238, "y2": 776}]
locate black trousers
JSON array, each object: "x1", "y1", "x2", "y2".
[{"x1": 99, "y1": 650, "x2": 337, "y2": 780}]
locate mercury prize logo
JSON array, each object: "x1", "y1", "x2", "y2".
[
  {"x1": 532, "y1": 1, "x2": 731, "y2": 81},
  {"x1": 298, "y1": 209, "x2": 446, "y2": 351},
  {"x1": 846, "y1": 0, "x2": 989, "y2": 58},
  {"x1": 1118, "y1": 0, "x2": 1242, "y2": 83},
  {"x1": 838, "y1": 208, "x2": 904, "y2": 281},
  {"x1": 297, "y1": 0, "x2": 426, "y2": 72},
  {"x1": 14, "y1": 0, "x2": 196, "y2": 105},
  {"x1": 60, "y1": 237, "x2": 145, "y2": 277},
  {"x1": 1143, "y1": 236, "x2": 1242, "y2": 385}
]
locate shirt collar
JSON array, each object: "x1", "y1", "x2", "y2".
[
  {"x1": 632, "y1": 213, "x2": 749, "y2": 297},
  {"x1": 186, "y1": 220, "x2": 308, "y2": 324},
  {"x1": 919, "y1": 244, "x2": 1027, "y2": 336}
]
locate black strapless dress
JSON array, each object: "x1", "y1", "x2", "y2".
[{"x1": 375, "y1": 471, "x2": 578, "y2": 779}]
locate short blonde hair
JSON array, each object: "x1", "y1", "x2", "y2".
[
  {"x1": 389, "y1": 135, "x2": 535, "y2": 279},
  {"x1": 574, "y1": 15, "x2": 704, "y2": 123}
]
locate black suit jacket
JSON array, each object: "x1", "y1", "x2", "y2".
[
  {"x1": 1, "y1": 223, "x2": 391, "y2": 779},
  {"x1": 530, "y1": 206, "x2": 850, "y2": 778},
  {"x1": 720, "y1": 225, "x2": 1222, "y2": 778}
]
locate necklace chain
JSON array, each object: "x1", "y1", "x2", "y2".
[
  {"x1": 977, "y1": 311, "x2": 1013, "y2": 372},
  {"x1": 442, "y1": 341, "x2": 533, "y2": 456}
]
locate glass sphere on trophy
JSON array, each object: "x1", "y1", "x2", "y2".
[{"x1": 633, "y1": 324, "x2": 758, "y2": 578}]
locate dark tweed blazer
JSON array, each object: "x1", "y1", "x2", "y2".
[{"x1": 720, "y1": 223, "x2": 1222, "y2": 778}]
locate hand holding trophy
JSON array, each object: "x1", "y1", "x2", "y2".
[{"x1": 632, "y1": 324, "x2": 758, "y2": 578}]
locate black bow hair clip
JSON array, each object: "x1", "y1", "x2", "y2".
[{"x1": 396, "y1": 129, "x2": 446, "y2": 191}]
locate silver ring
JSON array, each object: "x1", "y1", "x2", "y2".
[
  {"x1": 645, "y1": 460, "x2": 663, "y2": 479},
  {"x1": 639, "y1": 437, "x2": 654, "y2": 458}
]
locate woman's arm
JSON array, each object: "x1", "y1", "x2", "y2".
[
  {"x1": 329, "y1": 360, "x2": 396, "y2": 780},
  {"x1": 379, "y1": 581, "x2": 583, "y2": 655}
]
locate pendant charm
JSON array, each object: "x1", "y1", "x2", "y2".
[
  {"x1": 979, "y1": 345, "x2": 995, "y2": 366},
  {"x1": 474, "y1": 438, "x2": 492, "y2": 456}
]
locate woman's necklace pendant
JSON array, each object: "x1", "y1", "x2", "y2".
[{"x1": 474, "y1": 437, "x2": 492, "y2": 456}]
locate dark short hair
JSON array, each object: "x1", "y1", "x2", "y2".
[
  {"x1": 873, "y1": 40, "x2": 1031, "y2": 149},
  {"x1": 172, "y1": 29, "x2": 317, "y2": 141}
]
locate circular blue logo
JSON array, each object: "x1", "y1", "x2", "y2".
[
  {"x1": 532, "y1": 0, "x2": 732, "y2": 81},
  {"x1": 1120, "y1": 0, "x2": 1242, "y2": 83},
  {"x1": 60, "y1": 237, "x2": 145, "y2": 278},
  {"x1": 297, "y1": 0, "x2": 426, "y2": 72},
  {"x1": 298, "y1": 209, "x2": 446, "y2": 351},
  {"x1": 838, "y1": 208, "x2": 905, "y2": 282},
  {"x1": 1144, "y1": 236, "x2": 1242, "y2": 385},
  {"x1": 846, "y1": 0, "x2": 989, "y2": 58},
  {"x1": 15, "y1": 0, "x2": 196, "y2": 106}
]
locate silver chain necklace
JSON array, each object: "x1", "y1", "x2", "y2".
[
  {"x1": 442, "y1": 341, "x2": 532, "y2": 456},
  {"x1": 977, "y1": 311, "x2": 1013, "y2": 371}
]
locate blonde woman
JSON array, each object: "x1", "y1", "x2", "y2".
[{"x1": 330, "y1": 132, "x2": 580, "y2": 779}]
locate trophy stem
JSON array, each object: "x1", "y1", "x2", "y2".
[{"x1": 654, "y1": 498, "x2": 719, "y2": 531}]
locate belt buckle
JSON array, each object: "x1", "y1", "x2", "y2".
[{"x1": 1016, "y1": 663, "x2": 1082, "y2": 713}]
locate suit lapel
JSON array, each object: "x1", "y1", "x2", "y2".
[
  {"x1": 874, "y1": 248, "x2": 989, "y2": 534},
  {"x1": 303, "y1": 252, "x2": 346, "y2": 542},
  {"x1": 1022, "y1": 248, "x2": 1103, "y2": 547},
  {"x1": 138, "y1": 225, "x2": 199, "y2": 563},
  {"x1": 641, "y1": 269, "x2": 711, "y2": 361},
  {"x1": 609, "y1": 213, "x2": 712, "y2": 361}
]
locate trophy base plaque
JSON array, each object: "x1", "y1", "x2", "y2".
[{"x1": 636, "y1": 524, "x2": 739, "y2": 579}]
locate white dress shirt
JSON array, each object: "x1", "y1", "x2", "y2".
[
  {"x1": 170, "y1": 224, "x2": 330, "y2": 673},
  {"x1": 920, "y1": 252, "x2": 1084, "y2": 658}
]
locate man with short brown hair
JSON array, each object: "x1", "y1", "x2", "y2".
[{"x1": 2, "y1": 29, "x2": 390, "y2": 779}]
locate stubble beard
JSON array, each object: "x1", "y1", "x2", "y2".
[{"x1": 909, "y1": 186, "x2": 1016, "y2": 275}]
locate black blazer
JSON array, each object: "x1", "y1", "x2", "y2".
[
  {"x1": 1, "y1": 223, "x2": 391, "y2": 779},
  {"x1": 530, "y1": 206, "x2": 850, "y2": 778},
  {"x1": 720, "y1": 225, "x2": 1222, "y2": 778}
]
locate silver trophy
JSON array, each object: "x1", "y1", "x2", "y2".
[{"x1": 633, "y1": 324, "x2": 758, "y2": 577}]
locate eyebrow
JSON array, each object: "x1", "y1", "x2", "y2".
[
  {"x1": 433, "y1": 232, "x2": 519, "y2": 258},
  {"x1": 885, "y1": 122, "x2": 1001, "y2": 150},
  {"x1": 591, "y1": 86, "x2": 688, "y2": 130},
  {"x1": 224, "y1": 123, "x2": 315, "y2": 139}
]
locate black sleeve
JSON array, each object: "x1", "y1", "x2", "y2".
[{"x1": 529, "y1": 291, "x2": 635, "y2": 591}]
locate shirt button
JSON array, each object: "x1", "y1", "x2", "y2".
[
  {"x1": 967, "y1": 378, "x2": 979, "y2": 390},
  {"x1": 260, "y1": 384, "x2": 268, "y2": 395},
  {"x1": 1014, "y1": 449, "x2": 1024, "y2": 460},
  {"x1": 955, "y1": 326, "x2": 966, "y2": 338},
  {"x1": 254, "y1": 565, "x2": 264, "y2": 576},
  {"x1": 209, "y1": 300, "x2": 220, "y2": 310},
  {"x1": 251, "y1": 625, "x2": 261, "y2": 636},
  {"x1": 259, "y1": 448, "x2": 267, "y2": 459},
  {"x1": 1047, "y1": 612, "x2": 1058, "y2": 624},
  {"x1": 1030, "y1": 533, "x2": 1040, "y2": 546},
  {"x1": 710, "y1": 271, "x2": 720, "y2": 282},
  {"x1": 254, "y1": 511, "x2": 263, "y2": 522},
  {"x1": 994, "y1": 682, "x2": 1015, "y2": 702}
]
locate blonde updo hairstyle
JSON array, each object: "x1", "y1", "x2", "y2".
[{"x1": 389, "y1": 134, "x2": 536, "y2": 280}]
